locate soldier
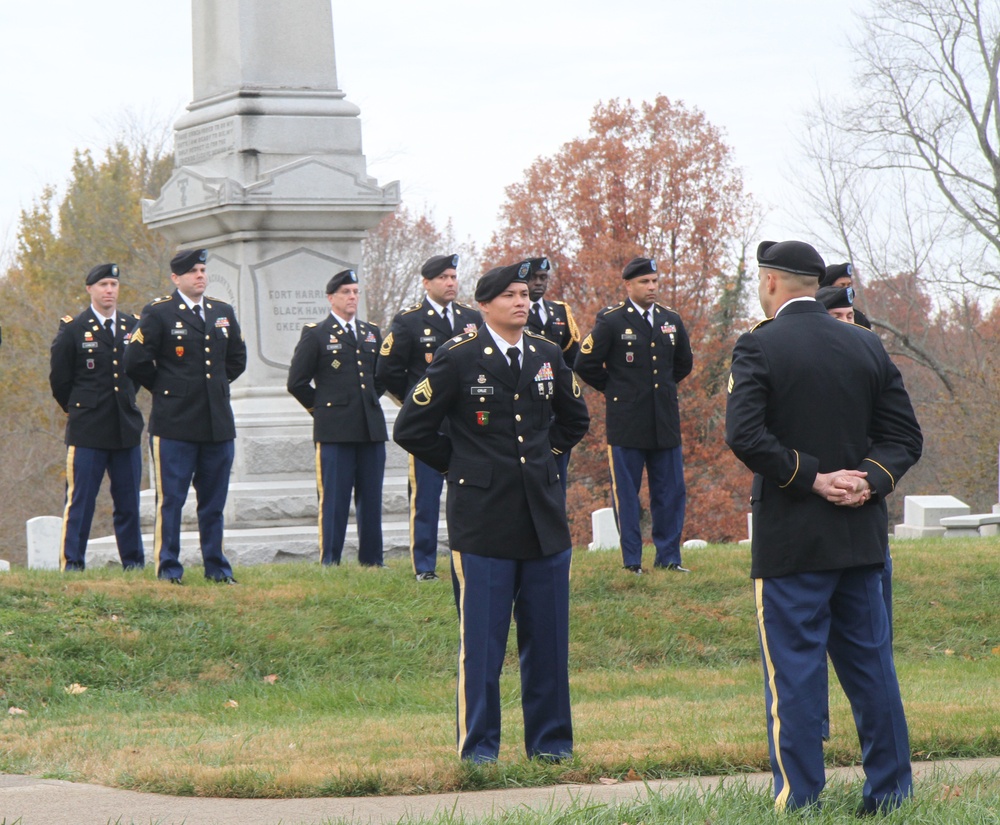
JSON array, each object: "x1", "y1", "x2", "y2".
[
  {"x1": 377, "y1": 254, "x2": 482, "y2": 581},
  {"x1": 726, "y1": 240, "x2": 921, "y2": 815},
  {"x1": 287, "y1": 269, "x2": 387, "y2": 567},
  {"x1": 394, "y1": 260, "x2": 589, "y2": 763},
  {"x1": 49, "y1": 263, "x2": 145, "y2": 571},
  {"x1": 525, "y1": 256, "x2": 581, "y2": 368},
  {"x1": 525, "y1": 256, "x2": 581, "y2": 491},
  {"x1": 575, "y1": 256, "x2": 693, "y2": 574},
  {"x1": 123, "y1": 249, "x2": 247, "y2": 584},
  {"x1": 821, "y1": 262, "x2": 871, "y2": 329}
]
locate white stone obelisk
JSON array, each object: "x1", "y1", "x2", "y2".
[{"x1": 143, "y1": 0, "x2": 399, "y2": 487}]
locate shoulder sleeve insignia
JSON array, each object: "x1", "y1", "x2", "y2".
[
  {"x1": 380, "y1": 331, "x2": 394, "y2": 356},
  {"x1": 131, "y1": 328, "x2": 145, "y2": 345},
  {"x1": 573, "y1": 374, "x2": 582, "y2": 398},
  {"x1": 411, "y1": 377, "x2": 433, "y2": 406},
  {"x1": 580, "y1": 333, "x2": 594, "y2": 354},
  {"x1": 61, "y1": 315, "x2": 73, "y2": 324}
]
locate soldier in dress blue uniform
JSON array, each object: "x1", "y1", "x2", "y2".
[
  {"x1": 377, "y1": 254, "x2": 482, "y2": 581},
  {"x1": 525, "y1": 256, "x2": 581, "y2": 492},
  {"x1": 49, "y1": 263, "x2": 145, "y2": 571},
  {"x1": 575, "y1": 257, "x2": 693, "y2": 574},
  {"x1": 394, "y1": 261, "x2": 589, "y2": 763},
  {"x1": 287, "y1": 268, "x2": 387, "y2": 567},
  {"x1": 821, "y1": 262, "x2": 871, "y2": 329},
  {"x1": 725, "y1": 240, "x2": 922, "y2": 815},
  {"x1": 123, "y1": 249, "x2": 247, "y2": 584}
]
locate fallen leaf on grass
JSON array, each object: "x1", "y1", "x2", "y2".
[
  {"x1": 8, "y1": 707, "x2": 28, "y2": 716},
  {"x1": 945, "y1": 649, "x2": 955, "y2": 656},
  {"x1": 64, "y1": 683, "x2": 88, "y2": 695},
  {"x1": 626, "y1": 768, "x2": 641, "y2": 781},
  {"x1": 224, "y1": 699, "x2": 239, "y2": 708},
  {"x1": 938, "y1": 784, "x2": 962, "y2": 800},
  {"x1": 598, "y1": 777, "x2": 619, "y2": 785},
  {"x1": 263, "y1": 674, "x2": 279, "y2": 684}
]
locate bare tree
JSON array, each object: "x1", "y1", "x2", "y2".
[{"x1": 847, "y1": 0, "x2": 1000, "y2": 287}]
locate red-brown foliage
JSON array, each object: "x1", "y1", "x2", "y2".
[{"x1": 485, "y1": 95, "x2": 758, "y2": 546}]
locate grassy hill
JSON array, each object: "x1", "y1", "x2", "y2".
[{"x1": 0, "y1": 539, "x2": 997, "y2": 798}]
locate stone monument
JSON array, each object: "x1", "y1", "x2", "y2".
[{"x1": 74, "y1": 0, "x2": 408, "y2": 567}]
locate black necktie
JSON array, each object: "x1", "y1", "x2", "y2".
[
  {"x1": 344, "y1": 322, "x2": 357, "y2": 346},
  {"x1": 507, "y1": 347, "x2": 521, "y2": 384},
  {"x1": 193, "y1": 305, "x2": 202, "y2": 318},
  {"x1": 531, "y1": 303, "x2": 541, "y2": 324},
  {"x1": 643, "y1": 309, "x2": 651, "y2": 327},
  {"x1": 104, "y1": 318, "x2": 114, "y2": 336},
  {"x1": 442, "y1": 307, "x2": 452, "y2": 333}
]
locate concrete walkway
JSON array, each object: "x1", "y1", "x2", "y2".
[{"x1": 2, "y1": 758, "x2": 998, "y2": 825}]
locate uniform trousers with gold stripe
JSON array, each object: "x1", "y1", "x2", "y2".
[
  {"x1": 60, "y1": 445, "x2": 144, "y2": 571},
  {"x1": 151, "y1": 435, "x2": 234, "y2": 581},
  {"x1": 450, "y1": 548, "x2": 573, "y2": 763},
  {"x1": 318, "y1": 442, "x2": 385, "y2": 567},
  {"x1": 609, "y1": 445, "x2": 685, "y2": 568},
  {"x1": 409, "y1": 455, "x2": 444, "y2": 574},
  {"x1": 754, "y1": 566, "x2": 911, "y2": 813}
]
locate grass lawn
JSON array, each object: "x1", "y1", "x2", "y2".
[{"x1": 0, "y1": 537, "x2": 997, "y2": 799}]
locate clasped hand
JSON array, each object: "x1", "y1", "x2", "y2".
[{"x1": 812, "y1": 470, "x2": 871, "y2": 508}]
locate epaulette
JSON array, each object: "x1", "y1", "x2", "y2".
[
  {"x1": 304, "y1": 322, "x2": 317, "y2": 328},
  {"x1": 132, "y1": 313, "x2": 141, "y2": 320},
  {"x1": 60, "y1": 315, "x2": 73, "y2": 324},
  {"x1": 655, "y1": 302, "x2": 678, "y2": 314},
  {"x1": 454, "y1": 300, "x2": 476, "y2": 310},
  {"x1": 749, "y1": 318, "x2": 773, "y2": 333},
  {"x1": 400, "y1": 303, "x2": 423, "y2": 315},
  {"x1": 445, "y1": 330, "x2": 478, "y2": 349},
  {"x1": 151, "y1": 295, "x2": 172, "y2": 305},
  {"x1": 599, "y1": 302, "x2": 626, "y2": 315},
  {"x1": 524, "y1": 330, "x2": 555, "y2": 345},
  {"x1": 205, "y1": 295, "x2": 227, "y2": 304}
]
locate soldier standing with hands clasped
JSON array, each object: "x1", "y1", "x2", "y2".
[
  {"x1": 377, "y1": 254, "x2": 481, "y2": 581},
  {"x1": 725, "y1": 240, "x2": 921, "y2": 815}
]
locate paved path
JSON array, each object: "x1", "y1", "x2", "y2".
[{"x1": 2, "y1": 758, "x2": 998, "y2": 825}]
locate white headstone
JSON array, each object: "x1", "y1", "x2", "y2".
[
  {"x1": 588, "y1": 508, "x2": 620, "y2": 551},
  {"x1": 0, "y1": 559, "x2": 10, "y2": 573},
  {"x1": 26, "y1": 516, "x2": 62, "y2": 570}
]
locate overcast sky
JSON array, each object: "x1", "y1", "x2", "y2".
[{"x1": 0, "y1": 0, "x2": 870, "y2": 261}]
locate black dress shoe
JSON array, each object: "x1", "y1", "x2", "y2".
[
  {"x1": 624, "y1": 565, "x2": 644, "y2": 575},
  {"x1": 415, "y1": 571, "x2": 439, "y2": 582},
  {"x1": 165, "y1": 577, "x2": 183, "y2": 585},
  {"x1": 663, "y1": 562, "x2": 691, "y2": 573},
  {"x1": 214, "y1": 576, "x2": 239, "y2": 585}
]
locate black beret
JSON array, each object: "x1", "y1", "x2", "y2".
[
  {"x1": 421, "y1": 254, "x2": 459, "y2": 280},
  {"x1": 623, "y1": 257, "x2": 657, "y2": 280},
  {"x1": 86, "y1": 263, "x2": 120, "y2": 285},
  {"x1": 816, "y1": 286, "x2": 854, "y2": 311},
  {"x1": 326, "y1": 269, "x2": 359, "y2": 294},
  {"x1": 756, "y1": 240, "x2": 825, "y2": 279},
  {"x1": 821, "y1": 262, "x2": 854, "y2": 288},
  {"x1": 525, "y1": 257, "x2": 550, "y2": 274},
  {"x1": 170, "y1": 248, "x2": 208, "y2": 275},
  {"x1": 475, "y1": 261, "x2": 531, "y2": 303}
]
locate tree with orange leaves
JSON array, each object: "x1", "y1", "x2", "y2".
[{"x1": 486, "y1": 95, "x2": 760, "y2": 545}]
